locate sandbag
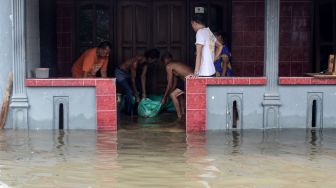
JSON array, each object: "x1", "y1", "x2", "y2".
[
  {"x1": 137, "y1": 98, "x2": 162, "y2": 118},
  {"x1": 147, "y1": 95, "x2": 176, "y2": 112}
]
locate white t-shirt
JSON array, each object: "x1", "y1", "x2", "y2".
[{"x1": 195, "y1": 27, "x2": 216, "y2": 76}]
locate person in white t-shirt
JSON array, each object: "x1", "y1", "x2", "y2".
[{"x1": 188, "y1": 14, "x2": 223, "y2": 78}]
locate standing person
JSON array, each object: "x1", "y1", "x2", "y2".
[
  {"x1": 72, "y1": 41, "x2": 111, "y2": 78},
  {"x1": 160, "y1": 52, "x2": 193, "y2": 120},
  {"x1": 115, "y1": 49, "x2": 160, "y2": 115},
  {"x1": 214, "y1": 31, "x2": 233, "y2": 77},
  {"x1": 189, "y1": 14, "x2": 223, "y2": 78}
]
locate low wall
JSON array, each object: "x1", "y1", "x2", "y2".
[
  {"x1": 25, "y1": 78, "x2": 117, "y2": 130},
  {"x1": 279, "y1": 77, "x2": 336, "y2": 128},
  {"x1": 186, "y1": 77, "x2": 267, "y2": 132},
  {"x1": 186, "y1": 77, "x2": 336, "y2": 132}
]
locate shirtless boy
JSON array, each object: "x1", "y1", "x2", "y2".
[{"x1": 161, "y1": 52, "x2": 193, "y2": 119}]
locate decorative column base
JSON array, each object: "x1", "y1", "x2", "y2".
[
  {"x1": 10, "y1": 95, "x2": 29, "y2": 129},
  {"x1": 262, "y1": 93, "x2": 281, "y2": 129}
]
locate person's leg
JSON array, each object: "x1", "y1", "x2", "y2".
[
  {"x1": 179, "y1": 94, "x2": 186, "y2": 116},
  {"x1": 117, "y1": 79, "x2": 134, "y2": 115},
  {"x1": 170, "y1": 89, "x2": 184, "y2": 119}
]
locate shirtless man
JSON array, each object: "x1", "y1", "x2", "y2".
[
  {"x1": 160, "y1": 52, "x2": 193, "y2": 119},
  {"x1": 115, "y1": 49, "x2": 160, "y2": 115}
]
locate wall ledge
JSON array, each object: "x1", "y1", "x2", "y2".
[
  {"x1": 279, "y1": 77, "x2": 336, "y2": 85},
  {"x1": 186, "y1": 77, "x2": 267, "y2": 86}
]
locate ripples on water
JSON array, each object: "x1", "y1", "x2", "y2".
[{"x1": 0, "y1": 128, "x2": 336, "y2": 188}]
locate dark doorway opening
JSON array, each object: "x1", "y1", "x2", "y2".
[
  {"x1": 59, "y1": 103, "x2": 64, "y2": 130},
  {"x1": 312, "y1": 100, "x2": 317, "y2": 128},
  {"x1": 232, "y1": 101, "x2": 238, "y2": 129},
  {"x1": 314, "y1": 0, "x2": 336, "y2": 72}
]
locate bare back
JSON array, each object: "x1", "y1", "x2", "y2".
[
  {"x1": 168, "y1": 62, "x2": 193, "y2": 81},
  {"x1": 119, "y1": 56, "x2": 143, "y2": 72}
]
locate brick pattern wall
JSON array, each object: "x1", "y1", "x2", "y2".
[
  {"x1": 231, "y1": 0, "x2": 312, "y2": 77},
  {"x1": 279, "y1": 0, "x2": 312, "y2": 76},
  {"x1": 231, "y1": 0, "x2": 265, "y2": 77},
  {"x1": 56, "y1": 0, "x2": 75, "y2": 77}
]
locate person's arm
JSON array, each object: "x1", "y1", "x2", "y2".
[
  {"x1": 221, "y1": 55, "x2": 229, "y2": 77},
  {"x1": 189, "y1": 30, "x2": 206, "y2": 78},
  {"x1": 194, "y1": 44, "x2": 203, "y2": 77},
  {"x1": 130, "y1": 62, "x2": 140, "y2": 102},
  {"x1": 161, "y1": 65, "x2": 174, "y2": 104},
  {"x1": 214, "y1": 40, "x2": 223, "y2": 61},
  {"x1": 83, "y1": 72, "x2": 89, "y2": 78},
  {"x1": 100, "y1": 71, "x2": 107, "y2": 78},
  {"x1": 141, "y1": 65, "x2": 148, "y2": 99},
  {"x1": 100, "y1": 59, "x2": 108, "y2": 78},
  {"x1": 82, "y1": 50, "x2": 96, "y2": 77}
]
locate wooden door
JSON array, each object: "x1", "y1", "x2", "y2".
[
  {"x1": 117, "y1": 0, "x2": 152, "y2": 63},
  {"x1": 150, "y1": 1, "x2": 186, "y2": 94},
  {"x1": 118, "y1": 0, "x2": 186, "y2": 94}
]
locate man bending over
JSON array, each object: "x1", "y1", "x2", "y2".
[{"x1": 161, "y1": 52, "x2": 193, "y2": 120}]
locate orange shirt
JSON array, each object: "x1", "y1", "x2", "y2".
[{"x1": 71, "y1": 48, "x2": 108, "y2": 78}]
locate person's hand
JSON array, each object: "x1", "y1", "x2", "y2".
[
  {"x1": 161, "y1": 98, "x2": 167, "y2": 105},
  {"x1": 186, "y1": 73, "x2": 199, "y2": 79},
  {"x1": 136, "y1": 96, "x2": 141, "y2": 103}
]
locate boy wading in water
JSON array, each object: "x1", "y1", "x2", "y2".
[
  {"x1": 115, "y1": 49, "x2": 160, "y2": 116},
  {"x1": 188, "y1": 14, "x2": 223, "y2": 78},
  {"x1": 161, "y1": 52, "x2": 193, "y2": 120}
]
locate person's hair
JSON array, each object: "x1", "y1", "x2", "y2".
[
  {"x1": 144, "y1": 48, "x2": 160, "y2": 59},
  {"x1": 98, "y1": 41, "x2": 112, "y2": 49},
  {"x1": 161, "y1": 52, "x2": 173, "y2": 62},
  {"x1": 191, "y1": 14, "x2": 207, "y2": 27},
  {"x1": 214, "y1": 31, "x2": 228, "y2": 44}
]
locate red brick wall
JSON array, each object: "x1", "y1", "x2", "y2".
[
  {"x1": 56, "y1": 0, "x2": 75, "y2": 77},
  {"x1": 231, "y1": 0, "x2": 313, "y2": 77},
  {"x1": 279, "y1": 0, "x2": 312, "y2": 76},
  {"x1": 231, "y1": 0, "x2": 265, "y2": 77}
]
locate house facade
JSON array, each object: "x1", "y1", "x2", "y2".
[{"x1": 0, "y1": 0, "x2": 335, "y2": 131}]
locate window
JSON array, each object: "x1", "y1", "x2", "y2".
[{"x1": 77, "y1": 2, "x2": 111, "y2": 55}]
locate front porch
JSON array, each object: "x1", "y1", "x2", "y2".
[{"x1": 1, "y1": 0, "x2": 336, "y2": 131}]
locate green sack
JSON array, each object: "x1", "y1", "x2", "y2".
[
  {"x1": 137, "y1": 98, "x2": 162, "y2": 118},
  {"x1": 147, "y1": 95, "x2": 176, "y2": 112}
]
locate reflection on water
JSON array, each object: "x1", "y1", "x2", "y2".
[{"x1": 1, "y1": 128, "x2": 336, "y2": 187}]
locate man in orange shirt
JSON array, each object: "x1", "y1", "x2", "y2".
[{"x1": 72, "y1": 41, "x2": 111, "y2": 78}]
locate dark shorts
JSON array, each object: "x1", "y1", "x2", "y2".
[{"x1": 177, "y1": 80, "x2": 185, "y2": 91}]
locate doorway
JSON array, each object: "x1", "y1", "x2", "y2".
[
  {"x1": 314, "y1": 0, "x2": 336, "y2": 72},
  {"x1": 74, "y1": 0, "x2": 231, "y2": 93}
]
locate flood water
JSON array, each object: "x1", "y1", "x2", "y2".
[{"x1": 1, "y1": 121, "x2": 336, "y2": 187}]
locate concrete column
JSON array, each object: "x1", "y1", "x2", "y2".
[
  {"x1": 0, "y1": 0, "x2": 13, "y2": 128},
  {"x1": 0, "y1": 0, "x2": 13, "y2": 107},
  {"x1": 10, "y1": 0, "x2": 29, "y2": 129},
  {"x1": 26, "y1": 0, "x2": 40, "y2": 78},
  {"x1": 262, "y1": 0, "x2": 281, "y2": 129}
]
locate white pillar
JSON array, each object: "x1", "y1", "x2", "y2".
[
  {"x1": 0, "y1": 0, "x2": 13, "y2": 107},
  {"x1": 10, "y1": 0, "x2": 29, "y2": 129},
  {"x1": 262, "y1": 0, "x2": 281, "y2": 129}
]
